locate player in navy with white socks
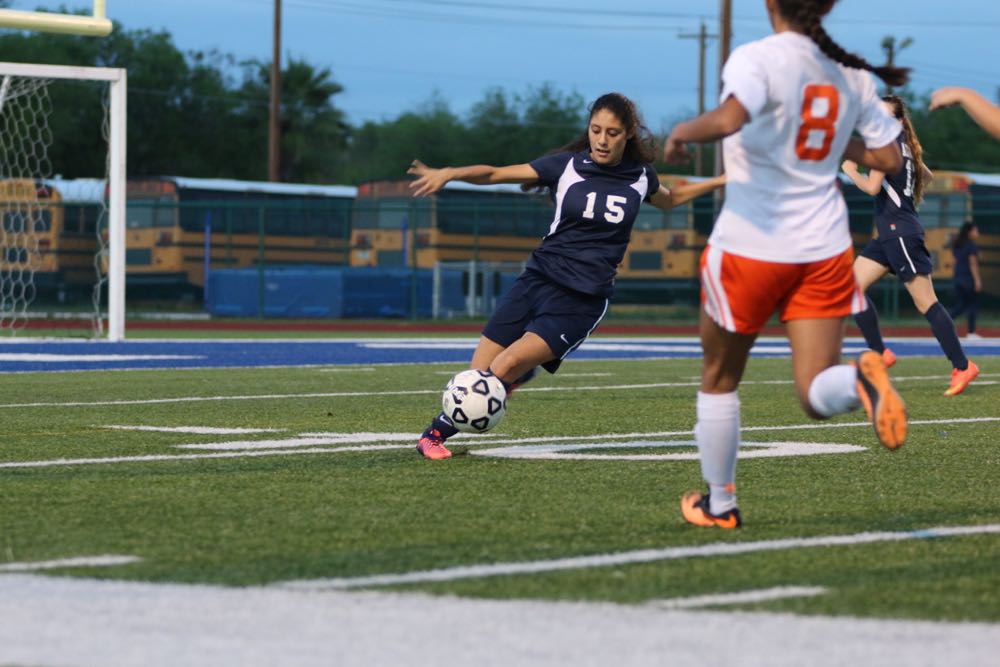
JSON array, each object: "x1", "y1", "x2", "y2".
[
  {"x1": 843, "y1": 95, "x2": 979, "y2": 397},
  {"x1": 408, "y1": 92, "x2": 725, "y2": 459}
]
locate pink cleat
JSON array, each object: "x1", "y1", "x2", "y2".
[
  {"x1": 881, "y1": 348, "x2": 897, "y2": 369},
  {"x1": 416, "y1": 429, "x2": 452, "y2": 460}
]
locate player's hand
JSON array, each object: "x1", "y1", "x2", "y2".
[
  {"x1": 929, "y1": 87, "x2": 967, "y2": 111},
  {"x1": 407, "y1": 159, "x2": 449, "y2": 197},
  {"x1": 841, "y1": 159, "x2": 859, "y2": 174},
  {"x1": 662, "y1": 133, "x2": 690, "y2": 164}
]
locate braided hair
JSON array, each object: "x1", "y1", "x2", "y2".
[
  {"x1": 882, "y1": 94, "x2": 926, "y2": 204},
  {"x1": 775, "y1": 0, "x2": 909, "y2": 87}
]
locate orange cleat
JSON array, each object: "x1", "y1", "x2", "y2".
[
  {"x1": 855, "y1": 350, "x2": 907, "y2": 450},
  {"x1": 680, "y1": 490, "x2": 742, "y2": 529},
  {"x1": 944, "y1": 361, "x2": 980, "y2": 397},
  {"x1": 416, "y1": 429, "x2": 452, "y2": 460},
  {"x1": 881, "y1": 348, "x2": 897, "y2": 369}
]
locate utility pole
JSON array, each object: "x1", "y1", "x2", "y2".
[
  {"x1": 679, "y1": 21, "x2": 717, "y2": 176},
  {"x1": 880, "y1": 35, "x2": 912, "y2": 95},
  {"x1": 715, "y1": 0, "x2": 733, "y2": 178},
  {"x1": 268, "y1": 0, "x2": 282, "y2": 182}
]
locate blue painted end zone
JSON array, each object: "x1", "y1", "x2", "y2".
[{"x1": 0, "y1": 337, "x2": 997, "y2": 373}]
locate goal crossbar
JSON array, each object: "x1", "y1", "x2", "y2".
[
  {"x1": 0, "y1": 61, "x2": 127, "y2": 340},
  {"x1": 0, "y1": 1, "x2": 111, "y2": 37}
]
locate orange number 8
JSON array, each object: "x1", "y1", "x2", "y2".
[{"x1": 795, "y1": 84, "x2": 839, "y2": 161}]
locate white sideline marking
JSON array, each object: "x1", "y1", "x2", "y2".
[
  {"x1": 651, "y1": 586, "x2": 827, "y2": 609},
  {"x1": 2, "y1": 373, "x2": 996, "y2": 410},
  {"x1": 282, "y1": 524, "x2": 1000, "y2": 591},
  {"x1": 1, "y1": 417, "x2": 996, "y2": 468},
  {"x1": 175, "y1": 432, "x2": 419, "y2": 451},
  {"x1": 3, "y1": 576, "x2": 997, "y2": 667},
  {"x1": 0, "y1": 353, "x2": 199, "y2": 362},
  {"x1": 471, "y1": 440, "x2": 864, "y2": 461},
  {"x1": 103, "y1": 425, "x2": 285, "y2": 435},
  {"x1": 0, "y1": 555, "x2": 140, "y2": 572},
  {"x1": 0, "y1": 445, "x2": 412, "y2": 469},
  {"x1": 316, "y1": 367, "x2": 376, "y2": 372}
]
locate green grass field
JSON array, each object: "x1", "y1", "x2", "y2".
[{"x1": 2, "y1": 353, "x2": 998, "y2": 624}]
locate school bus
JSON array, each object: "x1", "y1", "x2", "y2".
[
  {"x1": 350, "y1": 179, "x2": 552, "y2": 269},
  {"x1": 351, "y1": 175, "x2": 719, "y2": 285},
  {"x1": 620, "y1": 174, "x2": 719, "y2": 282},
  {"x1": 0, "y1": 178, "x2": 104, "y2": 289},
  {"x1": 123, "y1": 177, "x2": 357, "y2": 287}
]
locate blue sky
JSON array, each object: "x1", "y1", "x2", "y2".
[{"x1": 13, "y1": 1, "x2": 1000, "y2": 130}]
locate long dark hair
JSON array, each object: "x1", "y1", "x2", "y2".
[
  {"x1": 557, "y1": 92, "x2": 656, "y2": 164},
  {"x1": 775, "y1": 0, "x2": 909, "y2": 88},
  {"x1": 523, "y1": 92, "x2": 656, "y2": 193},
  {"x1": 882, "y1": 94, "x2": 926, "y2": 204},
  {"x1": 954, "y1": 221, "x2": 977, "y2": 249}
]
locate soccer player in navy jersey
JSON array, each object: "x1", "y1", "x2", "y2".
[
  {"x1": 843, "y1": 95, "x2": 979, "y2": 397},
  {"x1": 407, "y1": 92, "x2": 725, "y2": 459}
]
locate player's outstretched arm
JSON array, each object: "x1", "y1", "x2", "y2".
[
  {"x1": 841, "y1": 159, "x2": 884, "y2": 196},
  {"x1": 407, "y1": 160, "x2": 539, "y2": 197},
  {"x1": 663, "y1": 97, "x2": 749, "y2": 164},
  {"x1": 930, "y1": 87, "x2": 1000, "y2": 141},
  {"x1": 647, "y1": 174, "x2": 726, "y2": 210}
]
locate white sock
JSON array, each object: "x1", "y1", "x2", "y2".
[
  {"x1": 695, "y1": 391, "x2": 740, "y2": 514},
  {"x1": 807, "y1": 364, "x2": 861, "y2": 417}
]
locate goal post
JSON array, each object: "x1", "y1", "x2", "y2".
[
  {"x1": 0, "y1": 62, "x2": 127, "y2": 340},
  {"x1": 0, "y1": 1, "x2": 112, "y2": 37}
]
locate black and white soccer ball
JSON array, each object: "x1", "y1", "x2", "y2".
[{"x1": 442, "y1": 369, "x2": 507, "y2": 433}]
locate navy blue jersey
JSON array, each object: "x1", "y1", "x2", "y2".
[
  {"x1": 874, "y1": 134, "x2": 923, "y2": 239},
  {"x1": 953, "y1": 242, "x2": 979, "y2": 287},
  {"x1": 526, "y1": 150, "x2": 659, "y2": 297}
]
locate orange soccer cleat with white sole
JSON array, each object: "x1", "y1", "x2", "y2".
[{"x1": 855, "y1": 350, "x2": 907, "y2": 450}]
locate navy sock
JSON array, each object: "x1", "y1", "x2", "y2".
[
  {"x1": 423, "y1": 412, "x2": 459, "y2": 440},
  {"x1": 925, "y1": 302, "x2": 968, "y2": 370},
  {"x1": 854, "y1": 296, "x2": 886, "y2": 353}
]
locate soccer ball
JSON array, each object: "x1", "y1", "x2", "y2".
[{"x1": 442, "y1": 369, "x2": 507, "y2": 433}]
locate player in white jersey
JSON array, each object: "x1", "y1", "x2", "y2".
[{"x1": 662, "y1": 0, "x2": 910, "y2": 529}]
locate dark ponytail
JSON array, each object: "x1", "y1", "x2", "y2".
[{"x1": 776, "y1": 0, "x2": 909, "y2": 88}]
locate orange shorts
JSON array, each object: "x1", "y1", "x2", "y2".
[{"x1": 700, "y1": 245, "x2": 865, "y2": 334}]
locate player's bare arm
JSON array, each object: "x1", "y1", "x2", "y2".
[
  {"x1": 663, "y1": 97, "x2": 749, "y2": 163},
  {"x1": 407, "y1": 160, "x2": 539, "y2": 197},
  {"x1": 930, "y1": 86, "x2": 1000, "y2": 140},
  {"x1": 647, "y1": 175, "x2": 726, "y2": 210},
  {"x1": 842, "y1": 138, "x2": 902, "y2": 175},
  {"x1": 841, "y1": 159, "x2": 885, "y2": 196}
]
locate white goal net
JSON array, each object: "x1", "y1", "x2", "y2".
[{"x1": 0, "y1": 62, "x2": 125, "y2": 339}]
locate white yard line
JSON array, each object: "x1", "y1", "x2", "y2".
[
  {"x1": 0, "y1": 555, "x2": 140, "y2": 572},
  {"x1": 282, "y1": 524, "x2": 1000, "y2": 591},
  {"x1": 1, "y1": 373, "x2": 996, "y2": 409},
  {"x1": 102, "y1": 425, "x2": 285, "y2": 434},
  {"x1": 1, "y1": 417, "x2": 996, "y2": 469},
  {"x1": 1, "y1": 574, "x2": 996, "y2": 667},
  {"x1": 650, "y1": 586, "x2": 827, "y2": 609}
]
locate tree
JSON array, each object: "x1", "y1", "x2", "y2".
[{"x1": 237, "y1": 58, "x2": 350, "y2": 182}]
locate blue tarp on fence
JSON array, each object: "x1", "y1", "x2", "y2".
[{"x1": 206, "y1": 267, "x2": 469, "y2": 318}]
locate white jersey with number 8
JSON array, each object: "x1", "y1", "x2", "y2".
[{"x1": 711, "y1": 32, "x2": 901, "y2": 263}]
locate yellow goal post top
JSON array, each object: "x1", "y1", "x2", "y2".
[{"x1": 0, "y1": 0, "x2": 112, "y2": 37}]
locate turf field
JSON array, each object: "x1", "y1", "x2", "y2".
[{"x1": 1, "y1": 339, "x2": 998, "y2": 663}]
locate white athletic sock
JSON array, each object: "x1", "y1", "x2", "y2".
[
  {"x1": 695, "y1": 391, "x2": 740, "y2": 515},
  {"x1": 807, "y1": 364, "x2": 861, "y2": 417}
]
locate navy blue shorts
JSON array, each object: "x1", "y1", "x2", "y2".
[
  {"x1": 482, "y1": 270, "x2": 609, "y2": 374},
  {"x1": 859, "y1": 234, "x2": 933, "y2": 282}
]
